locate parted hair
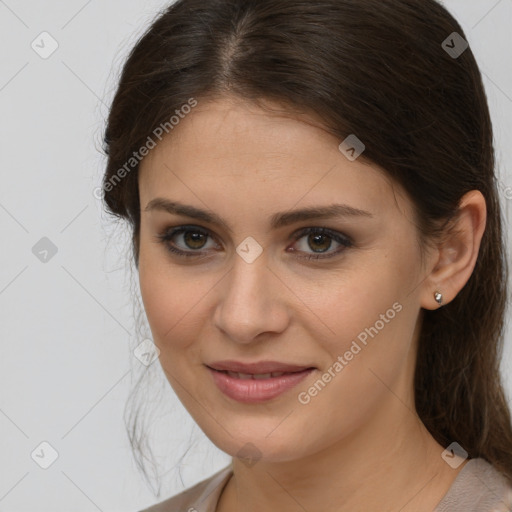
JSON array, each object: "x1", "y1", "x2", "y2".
[{"x1": 102, "y1": 0, "x2": 512, "y2": 489}]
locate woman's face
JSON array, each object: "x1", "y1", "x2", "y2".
[{"x1": 137, "y1": 96, "x2": 431, "y2": 463}]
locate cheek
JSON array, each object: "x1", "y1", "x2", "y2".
[
  {"x1": 138, "y1": 254, "x2": 222, "y2": 370},
  {"x1": 138, "y1": 247, "x2": 198, "y2": 352},
  {"x1": 310, "y1": 266, "x2": 407, "y2": 342},
  {"x1": 309, "y1": 244, "x2": 421, "y2": 375},
  {"x1": 293, "y1": 293, "x2": 418, "y2": 450}
]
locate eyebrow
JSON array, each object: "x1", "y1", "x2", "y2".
[{"x1": 144, "y1": 198, "x2": 373, "y2": 233}]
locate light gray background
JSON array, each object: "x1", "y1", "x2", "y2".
[{"x1": 0, "y1": 1, "x2": 511, "y2": 511}]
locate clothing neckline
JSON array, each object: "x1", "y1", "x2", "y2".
[{"x1": 204, "y1": 458, "x2": 507, "y2": 511}]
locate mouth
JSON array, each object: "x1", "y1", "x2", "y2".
[
  {"x1": 205, "y1": 362, "x2": 316, "y2": 403},
  {"x1": 210, "y1": 369, "x2": 306, "y2": 379},
  {"x1": 206, "y1": 359, "x2": 315, "y2": 374}
]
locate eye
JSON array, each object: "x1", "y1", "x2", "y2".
[
  {"x1": 288, "y1": 227, "x2": 352, "y2": 260},
  {"x1": 154, "y1": 225, "x2": 353, "y2": 260},
  {"x1": 155, "y1": 225, "x2": 219, "y2": 258}
]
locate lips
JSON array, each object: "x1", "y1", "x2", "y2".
[
  {"x1": 206, "y1": 360, "x2": 316, "y2": 403},
  {"x1": 221, "y1": 370, "x2": 290, "y2": 379},
  {"x1": 206, "y1": 360, "x2": 314, "y2": 374}
]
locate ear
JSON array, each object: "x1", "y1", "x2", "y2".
[{"x1": 420, "y1": 190, "x2": 487, "y2": 310}]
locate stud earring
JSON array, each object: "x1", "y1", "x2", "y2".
[{"x1": 434, "y1": 291, "x2": 443, "y2": 306}]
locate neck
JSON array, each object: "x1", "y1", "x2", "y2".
[{"x1": 217, "y1": 375, "x2": 465, "y2": 512}]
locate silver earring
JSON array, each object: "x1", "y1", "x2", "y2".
[{"x1": 434, "y1": 291, "x2": 443, "y2": 306}]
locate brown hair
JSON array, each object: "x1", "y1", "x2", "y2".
[{"x1": 102, "y1": 0, "x2": 512, "y2": 490}]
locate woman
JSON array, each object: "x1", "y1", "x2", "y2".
[{"x1": 101, "y1": 0, "x2": 512, "y2": 510}]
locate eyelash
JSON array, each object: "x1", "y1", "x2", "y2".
[{"x1": 154, "y1": 225, "x2": 353, "y2": 261}]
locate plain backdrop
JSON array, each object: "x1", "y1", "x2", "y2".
[{"x1": 0, "y1": 1, "x2": 511, "y2": 511}]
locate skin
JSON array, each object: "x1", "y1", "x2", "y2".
[{"x1": 137, "y1": 95, "x2": 487, "y2": 512}]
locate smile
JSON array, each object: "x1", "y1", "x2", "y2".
[{"x1": 206, "y1": 366, "x2": 315, "y2": 403}]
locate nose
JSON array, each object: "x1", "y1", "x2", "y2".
[{"x1": 213, "y1": 251, "x2": 290, "y2": 344}]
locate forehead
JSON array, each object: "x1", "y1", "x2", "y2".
[{"x1": 138, "y1": 96, "x2": 411, "y2": 222}]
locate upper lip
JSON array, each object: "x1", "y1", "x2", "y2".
[{"x1": 206, "y1": 360, "x2": 315, "y2": 374}]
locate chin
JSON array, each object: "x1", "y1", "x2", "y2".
[{"x1": 205, "y1": 427, "x2": 310, "y2": 465}]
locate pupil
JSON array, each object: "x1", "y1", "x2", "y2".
[
  {"x1": 309, "y1": 234, "x2": 331, "y2": 253},
  {"x1": 185, "y1": 232, "x2": 206, "y2": 249}
]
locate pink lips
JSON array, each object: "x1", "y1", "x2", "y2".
[{"x1": 206, "y1": 360, "x2": 315, "y2": 403}]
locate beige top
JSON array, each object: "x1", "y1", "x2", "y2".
[{"x1": 139, "y1": 458, "x2": 512, "y2": 512}]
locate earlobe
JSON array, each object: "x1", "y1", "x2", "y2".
[{"x1": 420, "y1": 190, "x2": 487, "y2": 310}]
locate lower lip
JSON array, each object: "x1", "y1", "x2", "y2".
[{"x1": 207, "y1": 367, "x2": 315, "y2": 403}]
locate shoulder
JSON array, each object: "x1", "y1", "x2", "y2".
[
  {"x1": 137, "y1": 465, "x2": 233, "y2": 512},
  {"x1": 436, "y1": 458, "x2": 512, "y2": 512}
]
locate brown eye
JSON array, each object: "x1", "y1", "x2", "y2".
[
  {"x1": 306, "y1": 233, "x2": 332, "y2": 253},
  {"x1": 290, "y1": 227, "x2": 353, "y2": 260},
  {"x1": 155, "y1": 226, "x2": 218, "y2": 258},
  {"x1": 155, "y1": 225, "x2": 352, "y2": 261},
  {"x1": 182, "y1": 231, "x2": 208, "y2": 250}
]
